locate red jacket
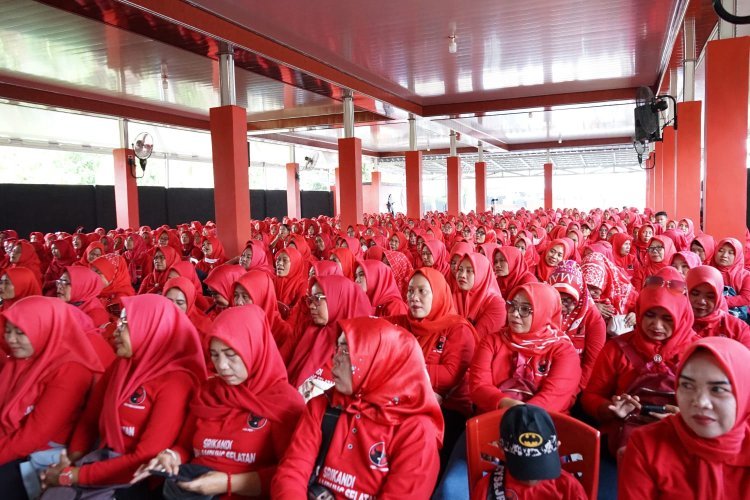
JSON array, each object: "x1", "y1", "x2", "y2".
[
  {"x1": 468, "y1": 294, "x2": 507, "y2": 340},
  {"x1": 69, "y1": 371, "x2": 194, "y2": 486},
  {"x1": 0, "y1": 362, "x2": 93, "y2": 464},
  {"x1": 694, "y1": 313, "x2": 750, "y2": 349},
  {"x1": 472, "y1": 467, "x2": 587, "y2": 500},
  {"x1": 271, "y1": 394, "x2": 440, "y2": 499},
  {"x1": 619, "y1": 417, "x2": 750, "y2": 499},
  {"x1": 469, "y1": 333, "x2": 581, "y2": 414},
  {"x1": 568, "y1": 306, "x2": 606, "y2": 390}
]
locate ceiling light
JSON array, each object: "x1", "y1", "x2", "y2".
[{"x1": 448, "y1": 35, "x2": 457, "y2": 54}]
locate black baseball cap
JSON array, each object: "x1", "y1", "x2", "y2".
[{"x1": 500, "y1": 404, "x2": 561, "y2": 481}]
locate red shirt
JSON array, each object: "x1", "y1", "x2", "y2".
[
  {"x1": 694, "y1": 313, "x2": 750, "y2": 349},
  {"x1": 69, "y1": 371, "x2": 195, "y2": 485},
  {"x1": 568, "y1": 306, "x2": 606, "y2": 390},
  {"x1": 469, "y1": 333, "x2": 581, "y2": 414},
  {"x1": 472, "y1": 468, "x2": 587, "y2": 500},
  {"x1": 469, "y1": 294, "x2": 507, "y2": 340},
  {"x1": 0, "y1": 362, "x2": 93, "y2": 464},
  {"x1": 619, "y1": 418, "x2": 750, "y2": 499},
  {"x1": 271, "y1": 395, "x2": 440, "y2": 499}
]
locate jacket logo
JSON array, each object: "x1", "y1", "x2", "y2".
[
  {"x1": 245, "y1": 414, "x2": 267, "y2": 431},
  {"x1": 518, "y1": 432, "x2": 543, "y2": 448},
  {"x1": 129, "y1": 386, "x2": 146, "y2": 405},
  {"x1": 369, "y1": 442, "x2": 389, "y2": 471}
]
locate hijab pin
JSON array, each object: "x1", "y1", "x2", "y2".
[{"x1": 653, "y1": 353, "x2": 663, "y2": 363}]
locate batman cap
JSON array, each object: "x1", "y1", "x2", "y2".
[{"x1": 500, "y1": 404, "x2": 561, "y2": 481}]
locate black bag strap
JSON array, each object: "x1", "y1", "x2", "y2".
[
  {"x1": 308, "y1": 406, "x2": 342, "y2": 488},
  {"x1": 486, "y1": 462, "x2": 507, "y2": 500}
]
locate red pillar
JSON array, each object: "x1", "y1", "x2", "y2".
[
  {"x1": 369, "y1": 171, "x2": 382, "y2": 214},
  {"x1": 704, "y1": 37, "x2": 750, "y2": 241},
  {"x1": 209, "y1": 105, "x2": 250, "y2": 258},
  {"x1": 333, "y1": 168, "x2": 341, "y2": 217},
  {"x1": 285, "y1": 162, "x2": 301, "y2": 219},
  {"x1": 676, "y1": 101, "x2": 702, "y2": 227},
  {"x1": 661, "y1": 126, "x2": 677, "y2": 218},
  {"x1": 475, "y1": 162, "x2": 486, "y2": 213},
  {"x1": 447, "y1": 156, "x2": 461, "y2": 216},
  {"x1": 645, "y1": 153, "x2": 656, "y2": 210},
  {"x1": 337, "y1": 137, "x2": 363, "y2": 228},
  {"x1": 405, "y1": 151, "x2": 423, "y2": 218},
  {"x1": 543, "y1": 162, "x2": 553, "y2": 210},
  {"x1": 113, "y1": 148, "x2": 139, "y2": 229},
  {"x1": 654, "y1": 141, "x2": 664, "y2": 211}
]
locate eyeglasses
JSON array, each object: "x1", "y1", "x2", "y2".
[
  {"x1": 647, "y1": 246, "x2": 665, "y2": 253},
  {"x1": 644, "y1": 275, "x2": 687, "y2": 295},
  {"x1": 305, "y1": 293, "x2": 326, "y2": 306},
  {"x1": 506, "y1": 300, "x2": 534, "y2": 318},
  {"x1": 116, "y1": 316, "x2": 128, "y2": 331},
  {"x1": 55, "y1": 279, "x2": 71, "y2": 288}
]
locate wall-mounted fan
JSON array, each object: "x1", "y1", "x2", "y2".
[
  {"x1": 633, "y1": 86, "x2": 676, "y2": 168},
  {"x1": 301, "y1": 152, "x2": 320, "y2": 170},
  {"x1": 131, "y1": 132, "x2": 154, "y2": 178}
]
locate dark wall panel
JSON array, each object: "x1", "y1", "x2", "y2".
[
  {"x1": 0, "y1": 184, "x2": 96, "y2": 235},
  {"x1": 167, "y1": 188, "x2": 215, "y2": 226},
  {"x1": 93, "y1": 186, "x2": 116, "y2": 230},
  {"x1": 137, "y1": 187, "x2": 168, "y2": 229},
  {"x1": 301, "y1": 191, "x2": 333, "y2": 218},
  {"x1": 264, "y1": 191, "x2": 287, "y2": 220},
  {"x1": 249, "y1": 190, "x2": 266, "y2": 220}
]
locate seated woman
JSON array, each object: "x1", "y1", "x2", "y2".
[
  {"x1": 611, "y1": 233, "x2": 638, "y2": 279},
  {"x1": 421, "y1": 240, "x2": 452, "y2": 281},
  {"x1": 286, "y1": 275, "x2": 371, "y2": 401},
  {"x1": 382, "y1": 249, "x2": 414, "y2": 299},
  {"x1": 203, "y1": 265, "x2": 246, "y2": 320},
  {"x1": 0, "y1": 267, "x2": 42, "y2": 312},
  {"x1": 0, "y1": 297, "x2": 103, "y2": 500},
  {"x1": 492, "y1": 247, "x2": 537, "y2": 298},
  {"x1": 8, "y1": 241, "x2": 43, "y2": 284},
  {"x1": 137, "y1": 246, "x2": 180, "y2": 295},
  {"x1": 533, "y1": 239, "x2": 572, "y2": 282},
  {"x1": 633, "y1": 223, "x2": 656, "y2": 265},
  {"x1": 58, "y1": 266, "x2": 110, "y2": 328},
  {"x1": 671, "y1": 250, "x2": 702, "y2": 279},
  {"x1": 354, "y1": 260, "x2": 408, "y2": 317},
  {"x1": 309, "y1": 260, "x2": 343, "y2": 279},
  {"x1": 329, "y1": 247, "x2": 356, "y2": 280},
  {"x1": 40, "y1": 295, "x2": 206, "y2": 496},
  {"x1": 687, "y1": 265, "x2": 750, "y2": 349},
  {"x1": 79, "y1": 241, "x2": 105, "y2": 267},
  {"x1": 470, "y1": 282, "x2": 581, "y2": 414},
  {"x1": 581, "y1": 251, "x2": 637, "y2": 333},
  {"x1": 238, "y1": 240, "x2": 275, "y2": 276},
  {"x1": 232, "y1": 271, "x2": 293, "y2": 355},
  {"x1": 132, "y1": 305, "x2": 304, "y2": 499},
  {"x1": 273, "y1": 248, "x2": 308, "y2": 321},
  {"x1": 691, "y1": 234, "x2": 716, "y2": 265},
  {"x1": 90, "y1": 255, "x2": 135, "y2": 320},
  {"x1": 713, "y1": 237, "x2": 750, "y2": 309},
  {"x1": 167, "y1": 260, "x2": 210, "y2": 312},
  {"x1": 163, "y1": 277, "x2": 213, "y2": 340},
  {"x1": 42, "y1": 238, "x2": 76, "y2": 296},
  {"x1": 452, "y1": 252, "x2": 506, "y2": 339},
  {"x1": 272, "y1": 317, "x2": 443, "y2": 499},
  {"x1": 619, "y1": 337, "x2": 750, "y2": 498},
  {"x1": 581, "y1": 280, "x2": 699, "y2": 455},
  {"x1": 548, "y1": 261, "x2": 606, "y2": 390},
  {"x1": 122, "y1": 233, "x2": 150, "y2": 287},
  {"x1": 632, "y1": 235, "x2": 676, "y2": 290}
]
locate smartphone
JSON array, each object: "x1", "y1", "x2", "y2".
[
  {"x1": 640, "y1": 404, "x2": 667, "y2": 415},
  {"x1": 148, "y1": 469, "x2": 176, "y2": 479}
]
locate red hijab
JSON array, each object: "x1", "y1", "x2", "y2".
[
  {"x1": 46, "y1": 238, "x2": 77, "y2": 282},
  {"x1": 1, "y1": 267, "x2": 42, "y2": 310},
  {"x1": 0, "y1": 297, "x2": 103, "y2": 432},
  {"x1": 163, "y1": 277, "x2": 213, "y2": 338},
  {"x1": 535, "y1": 238, "x2": 573, "y2": 282},
  {"x1": 549, "y1": 260, "x2": 591, "y2": 334},
  {"x1": 242, "y1": 240, "x2": 275, "y2": 275},
  {"x1": 501, "y1": 283, "x2": 571, "y2": 356},
  {"x1": 168, "y1": 260, "x2": 209, "y2": 311},
  {"x1": 310, "y1": 260, "x2": 344, "y2": 278},
  {"x1": 90, "y1": 254, "x2": 135, "y2": 298},
  {"x1": 11, "y1": 241, "x2": 42, "y2": 282},
  {"x1": 332, "y1": 317, "x2": 444, "y2": 446},
  {"x1": 101, "y1": 295, "x2": 206, "y2": 452},
  {"x1": 65, "y1": 266, "x2": 109, "y2": 327},
  {"x1": 286, "y1": 275, "x2": 372, "y2": 387},
  {"x1": 686, "y1": 265, "x2": 731, "y2": 334},
  {"x1": 79, "y1": 241, "x2": 105, "y2": 266},
  {"x1": 330, "y1": 247, "x2": 356, "y2": 280},
  {"x1": 232, "y1": 271, "x2": 288, "y2": 341},
  {"x1": 191, "y1": 306, "x2": 303, "y2": 424},
  {"x1": 423, "y1": 240, "x2": 451, "y2": 279},
  {"x1": 204, "y1": 265, "x2": 246, "y2": 304},
  {"x1": 452, "y1": 252, "x2": 502, "y2": 323},
  {"x1": 383, "y1": 249, "x2": 414, "y2": 297},
  {"x1": 611, "y1": 233, "x2": 637, "y2": 272},
  {"x1": 493, "y1": 247, "x2": 534, "y2": 298},
  {"x1": 692, "y1": 234, "x2": 717, "y2": 265},
  {"x1": 357, "y1": 260, "x2": 407, "y2": 315},
  {"x1": 273, "y1": 248, "x2": 308, "y2": 307},
  {"x1": 713, "y1": 237, "x2": 748, "y2": 293},
  {"x1": 640, "y1": 235, "x2": 677, "y2": 278}
]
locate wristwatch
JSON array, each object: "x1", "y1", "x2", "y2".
[{"x1": 59, "y1": 467, "x2": 74, "y2": 487}]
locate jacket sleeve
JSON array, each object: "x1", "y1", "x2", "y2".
[
  {"x1": 618, "y1": 427, "x2": 659, "y2": 499},
  {"x1": 580, "y1": 342, "x2": 622, "y2": 421},
  {"x1": 471, "y1": 296, "x2": 506, "y2": 339},
  {"x1": 526, "y1": 343, "x2": 582, "y2": 413},
  {"x1": 77, "y1": 372, "x2": 194, "y2": 486},
  {"x1": 257, "y1": 402, "x2": 304, "y2": 496},
  {"x1": 726, "y1": 273, "x2": 750, "y2": 308},
  {"x1": 469, "y1": 335, "x2": 508, "y2": 414},
  {"x1": 0, "y1": 363, "x2": 93, "y2": 464},
  {"x1": 68, "y1": 370, "x2": 111, "y2": 456},
  {"x1": 427, "y1": 324, "x2": 475, "y2": 397},
  {"x1": 580, "y1": 309, "x2": 606, "y2": 389},
  {"x1": 376, "y1": 417, "x2": 440, "y2": 499}
]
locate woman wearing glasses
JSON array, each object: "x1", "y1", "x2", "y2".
[
  {"x1": 40, "y1": 295, "x2": 205, "y2": 497},
  {"x1": 203, "y1": 265, "x2": 246, "y2": 320},
  {"x1": 136, "y1": 246, "x2": 180, "y2": 295},
  {"x1": 57, "y1": 266, "x2": 110, "y2": 328},
  {"x1": 631, "y1": 235, "x2": 676, "y2": 290},
  {"x1": 581, "y1": 271, "x2": 699, "y2": 456},
  {"x1": 712, "y1": 237, "x2": 750, "y2": 310},
  {"x1": 287, "y1": 275, "x2": 371, "y2": 402},
  {"x1": 451, "y1": 252, "x2": 506, "y2": 340}
]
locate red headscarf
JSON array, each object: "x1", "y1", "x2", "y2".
[
  {"x1": 332, "y1": 317, "x2": 444, "y2": 446},
  {"x1": 663, "y1": 228, "x2": 689, "y2": 252},
  {"x1": 549, "y1": 260, "x2": 591, "y2": 334},
  {"x1": 286, "y1": 275, "x2": 372, "y2": 387},
  {"x1": 203, "y1": 265, "x2": 246, "y2": 304},
  {"x1": 1, "y1": 267, "x2": 42, "y2": 311},
  {"x1": 90, "y1": 254, "x2": 135, "y2": 298},
  {"x1": 155, "y1": 229, "x2": 183, "y2": 256},
  {"x1": 11, "y1": 241, "x2": 42, "y2": 283},
  {"x1": 65, "y1": 266, "x2": 109, "y2": 327},
  {"x1": 534, "y1": 238, "x2": 573, "y2": 282},
  {"x1": 713, "y1": 237, "x2": 748, "y2": 293},
  {"x1": 140, "y1": 246, "x2": 180, "y2": 294},
  {"x1": 423, "y1": 240, "x2": 451, "y2": 279},
  {"x1": 273, "y1": 248, "x2": 308, "y2": 308},
  {"x1": 163, "y1": 277, "x2": 213, "y2": 338},
  {"x1": 493, "y1": 247, "x2": 536, "y2": 298},
  {"x1": 501, "y1": 282, "x2": 571, "y2": 356},
  {"x1": 200, "y1": 236, "x2": 227, "y2": 265},
  {"x1": 0, "y1": 297, "x2": 103, "y2": 431},
  {"x1": 330, "y1": 247, "x2": 356, "y2": 280},
  {"x1": 640, "y1": 235, "x2": 677, "y2": 278},
  {"x1": 310, "y1": 260, "x2": 344, "y2": 278},
  {"x1": 611, "y1": 233, "x2": 637, "y2": 273},
  {"x1": 581, "y1": 251, "x2": 633, "y2": 315},
  {"x1": 670, "y1": 337, "x2": 750, "y2": 470},
  {"x1": 100, "y1": 295, "x2": 206, "y2": 452},
  {"x1": 357, "y1": 260, "x2": 407, "y2": 316},
  {"x1": 168, "y1": 260, "x2": 209, "y2": 311},
  {"x1": 452, "y1": 253, "x2": 502, "y2": 323},
  {"x1": 45, "y1": 238, "x2": 77, "y2": 284},
  {"x1": 692, "y1": 234, "x2": 716, "y2": 265},
  {"x1": 191, "y1": 306, "x2": 304, "y2": 424},
  {"x1": 232, "y1": 271, "x2": 289, "y2": 344},
  {"x1": 79, "y1": 241, "x2": 105, "y2": 266},
  {"x1": 383, "y1": 249, "x2": 414, "y2": 298},
  {"x1": 286, "y1": 234, "x2": 313, "y2": 262},
  {"x1": 242, "y1": 240, "x2": 275, "y2": 275},
  {"x1": 340, "y1": 236, "x2": 364, "y2": 259}
]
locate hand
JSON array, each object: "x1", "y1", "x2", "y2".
[
  {"x1": 131, "y1": 450, "x2": 182, "y2": 484},
  {"x1": 177, "y1": 471, "x2": 228, "y2": 495},
  {"x1": 596, "y1": 303, "x2": 616, "y2": 319},
  {"x1": 608, "y1": 394, "x2": 641, "y2": 419},
  {"x1": 624, "y1": 313, "x2": 636, "y2": 327},
  {"x1": 40, "y1": 449, "x2": 73, "y2": 489},
  {"x1": 649, "y1": 404, "x2": 679, "y2": 420}
]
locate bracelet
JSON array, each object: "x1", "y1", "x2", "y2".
[
  {"x1": 226, "y1": 472, "x2": 232, "y2": 497},
  {"x1": 161, "y1": 448, "x2": 179, "y2": 462}
]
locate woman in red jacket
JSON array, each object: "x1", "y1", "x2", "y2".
[
  {"x1": 619, "y1": 337, "x2": 750, "y2": 499},
  {"x1": 452, "y1": 252, "x2": 507, "y2": 339},
  {"x1": 0, "y1": 297, "x2": 103, "y2": 500},
  {"x1": 89, "y1": 254, "x2": 135, "y2": 320},
  {"x1": 0, "y1": 267, "x2": 42, "y2": 313},
  {"x1": 137, "y1": 246, "x2": 180, "y2": 295},
  {"x1": 712, "y1": 237, "x2": 750, "y2": 309},
  {"x1": 492, "y1": 247, "x2": 537, "y2": 298},
  {"x1": 195, "y1": 236, "x2": 228, "y2": 278},
  {"x1": 272, "y1": 317, "x2": 443, "y2": 499},
  {"x1": 203, "y1": 265, "x2": 246, "y2": 320},
  {"x1": 40, "y1": 295, "x2": 206, "y2": 495},
  {"x1": 132, "y1": 305, "x2": 304, "y2": 498},
  {"x1": 581, "y1": 280, "x2": 699, "y2": 455},
  {"x1": 163, "y1": 276, "x2": 213, "y2": 341},
  {"x1": 687, "y1": 265, "x2": 750, "y2": 348},
  {"x1": 354, "y1": 260, "x2": 408, "y2": 317},
  {"x1": 232, "y1": 271, "x2": 293, "y2": 355},
  {"x1": 631, "y1": 235, "x2": 676, "y2": 290},
  {"x1": 273, "y1": 247, "x2": 308, "y2": 321}
]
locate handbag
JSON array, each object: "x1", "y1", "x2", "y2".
[{"x1": 307, "y1": 406, "x2": 342, "y2": 500}]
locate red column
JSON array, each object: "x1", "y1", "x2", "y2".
[
  {"x1": 654, "y1": 141, "x2": 664, "y2": 211},
  {"x1": 447, "y1": 156, "x2": 461, "y2": 216},
  {"x1": 367, "y1": 171, "x2": 382, "y2": 214},
  {"x1": 405, "y1": 151, "x2": 423, "y2": 218},
  {"x1": 285, "y1": 162, "x2": 301, "y2": 219},
  {"x1": 113, "y1": 148, "x2": 139, "y2": 229},
  {"x1": 661, "y1": 126, "x2": 677, "y2": 218},
  {"x1": 333, "y1": 168, "x2": 341, "y2": 217},
  {"x1": 209, "y1": 105, "x2": 250, "y2": 258},
  {"x1": 645, "y1": 153, "x2": 656, "y2": 209},
  {"x1": 337, "y1": 137, "x2": 363, "y2": 228},
  {"x1": 704, "y1": 37, "x2": 750, "y2": 241},
  {"x1": 475, "y1": 161, "x2": 486, "y2": 213},
  {"x1": 543, "y1": 162, "x2": 553, "y2": 210},
  {"x1": 676, "y1": 101, "x2": 702, "y2": 227}
]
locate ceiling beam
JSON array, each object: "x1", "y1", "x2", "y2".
[
  {"x1": 257, "y1": 132, "x2": 381, "y2": 157},
  {"x1": 506, "y1": 136, "x2": 633, "y2": 151},
  {"x1": 247, "y1": 111, "x2": 388, "y2": 132}
]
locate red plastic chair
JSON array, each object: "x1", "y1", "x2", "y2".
[{"x1": 466, "y1": 408, "x2": 600, "y2": 500}]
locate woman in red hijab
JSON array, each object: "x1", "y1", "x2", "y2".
[
  {"x1": 691, "y1": 234, "x2": 716, "y2": 265},
  {"x1": 354, "y1": 260, "x2": 408, "y2": 317},
  {"x1": 9, "y1": 241, "x2": 42, "y2": 284},
  {"x1": 449, "y1": 241, "x2": 475, "y2": 278},
  {"x1": 382, "y1": 249, "x2": 414, "y2": 298},
  {"x1": 0, "y1": 268, "x2": 42, "y2": 313},
  {"x1": 452, "y1": 252, "x2": 506, "y2": 339},
  {"x1": 195, "y1": 236, "x2": 227, "y2": 277},
  {"x1": 712, "y1": 237, "x2": 750, "y2": 309},
  {"x1": 631, "y1": 235, "x2": 676, "y2": 290},
  {"x1": 492, "y1": 247, "x2": 537, "y2": 298},
  {"x1": 60, "y1": 266, "x2": 110, "y2": 328},
  {"x1": 329, "y1": 247, "x2": 356, "y2": 280},
  {"x1": 78, "y1": 241, "x2": 105, "y2": 267},
  {"x1": 582, "y1": 281, "x2": 699, "y2": 455},
  {"x1": 533, "y1": 238, "x2": 572, "y2": 282},
  {"x1": 633, "y1": 222, "x2": 656, "y2": 265},
  {"x1": 137, "y1": 246, "x2": 180, "y2": 295},
  {"x1": 154, "y1": 228, "x2": 182, "y2": 256},
  {"x1": 163, "y1": 277, "x2": 213, "y2": 341},
  {"x1": 167, "y1": 260, "x2": 210, "y2": 312},
  {"x1": 232, "y1": 271, "x2": 293, "y2": 355},
  {"x1": 286, "y1": 275, "x2": 371, "y2": 399},
  {"x1": 309, "y1": 260, "x2": 344, "y2": 279},
  {"x1": 90, "y1": 254, "x2": 135, "y2": 319},
  {"x1": 203, "y1": 265, "x2": 246, "y2": 320},
  {"x1": 620, "y1": 337, "x2": 750, "y2": 499},
  {"x1": 670, "y1": 250, "x2": 702, "y2": 279},
  {"x1": 0, "y1": 297, "x2": 103, "y2": 499},
  {"x1": 686, "y1": 265, "x2": 750, "y2": 348},
  {"x1": 133, "y1": 305, "x2": 304, "y2": 498},
  {"x1": 43, "y1": 238, "x2": 76, "y2": 296},
  {"x1": 238, "y1": 240, "x2": 275, "y2": 276},
  {"x1": 41, "y1": 295, "x2": 206, "y2": 492},
  {"x1": 122, "y1": 233, "x2": 150, "y2": 287},
  {"x1": 421, "y1": 240, "x2": 452, "y2": 282},
  {"x1": 273, "y1": 317, "x2": 443, "y2": 499},
  {"x1": 273, "y1": 247, "x2": 308, "y2": 321},
  {"x1": 611, "y1": 232, "x2": 638, "y2": 278}
]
